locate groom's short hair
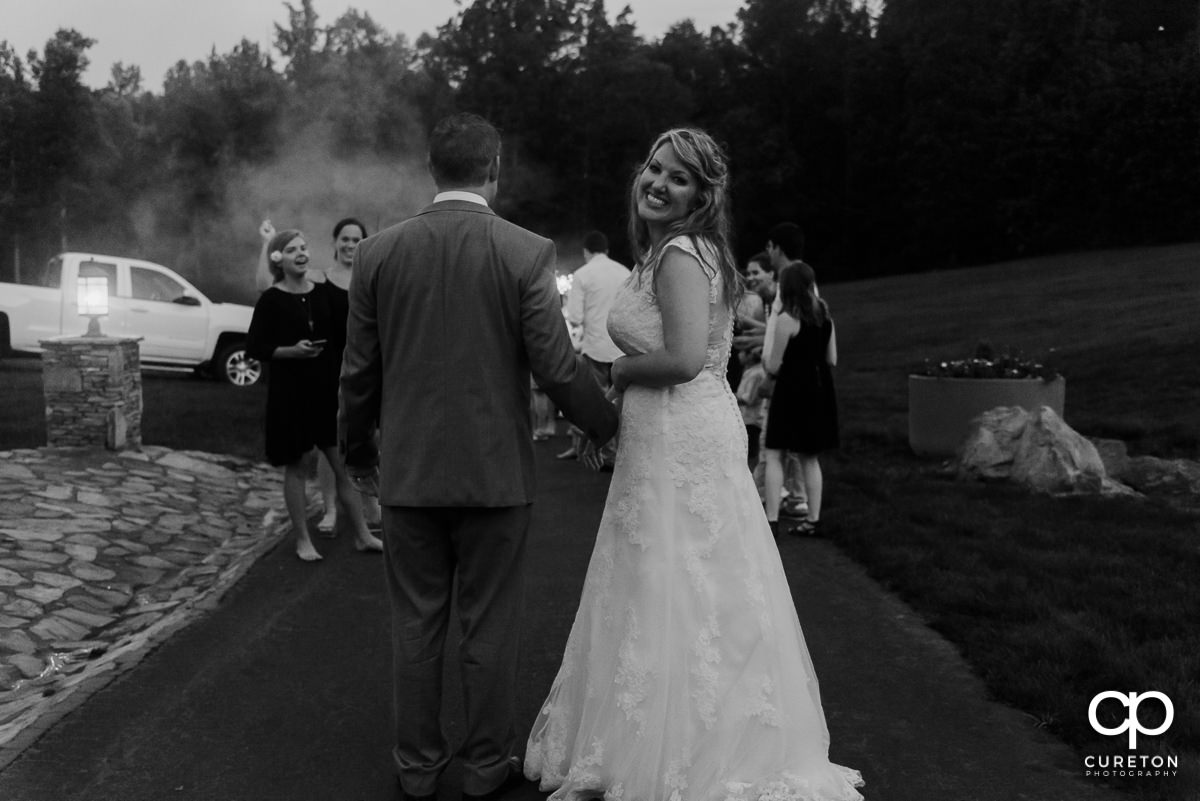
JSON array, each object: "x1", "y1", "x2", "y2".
[{"x1": 429, "y1": 113, "x2": 501, "y2": 187}]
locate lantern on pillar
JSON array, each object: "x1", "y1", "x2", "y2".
[{"x1": 77, "y1": 275, "x2": 109, "y2": 337}]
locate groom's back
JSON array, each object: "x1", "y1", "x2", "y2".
[{"x1": 352, "y1": 200, "x2": 574, "y2": 507}]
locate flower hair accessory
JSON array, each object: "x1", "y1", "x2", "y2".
[{"x1": 269, "y1": 251, "x2": 283, "y2": 263}]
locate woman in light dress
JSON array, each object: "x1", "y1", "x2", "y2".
[{"x1": 525, "y1": 129, "x2": 863, "y2": 800}]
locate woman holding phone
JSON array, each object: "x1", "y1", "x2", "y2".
[
  {"x1": 257, "y1": 218, "x2": 383, "y2": 535},
  {"x1": 247, "y1": 227, "x2": 383, "y2": 561}
]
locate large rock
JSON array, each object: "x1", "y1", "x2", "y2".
[
  {"x1": 1009, "y1": 407, "x2": 1110, "y2": 494},
  {"x1": 956, "y1": 406, "x2": 1136, "y2": 496},
  {"x1": 1089, "y1": 437, "x2": 1131, "y2": 479},
  {"x1": 955, "y1": 407, "x2": 1030, "y2": 479}
]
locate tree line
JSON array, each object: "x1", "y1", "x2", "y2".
[{"x1": 1, "y1": 0, "x2": 1196, "y2": 300}]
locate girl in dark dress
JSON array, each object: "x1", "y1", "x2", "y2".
[
  {"x1": 762, "y1": 261, "x2": 838, "y2": 536},
  {"x1": 256, "y1": 218, "x2": 383, "y2": 537},
  {"x1": 246, "y1": 228, "x2": 382, "y2": 561}
]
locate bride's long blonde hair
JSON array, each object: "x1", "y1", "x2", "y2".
[{"x1": 626, "y1": 128, "x2": 740, "y2": 310}]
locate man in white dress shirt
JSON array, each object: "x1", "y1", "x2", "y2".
[{"x1": 559, "y1": 230, "x2": 631, "y2": 466}]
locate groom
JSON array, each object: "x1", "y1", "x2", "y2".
[{"x1": 339, "y1": 112, "x2": 618, "y2": 801}]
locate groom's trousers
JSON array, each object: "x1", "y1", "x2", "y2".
[{"x1": 381, "y1": 503, "x2": 532, "y2": 798}]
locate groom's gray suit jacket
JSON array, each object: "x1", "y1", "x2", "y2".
[{"x1": 339, "y1": 199, "x2": 618, "y2": 506}]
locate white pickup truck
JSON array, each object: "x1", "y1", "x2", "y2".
[{"x1": 0, "y1": 252, "x2": 262, "y2": 386}]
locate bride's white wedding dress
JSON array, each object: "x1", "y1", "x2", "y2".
[{"x1": 525, "y1": 236, "x2": 863, "y2": 801}]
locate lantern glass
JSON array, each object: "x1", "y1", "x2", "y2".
[{"x1": 77, "y1": 276, "x2": 109, "y2": 316}]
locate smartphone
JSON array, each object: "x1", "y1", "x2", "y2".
[{"x1": 308, "y1": 339, "x2": 327, "y2": 347}]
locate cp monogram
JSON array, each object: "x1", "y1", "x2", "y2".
[{"x1": 1088, "y1": 691, "x2": 1174, "y2": 749}]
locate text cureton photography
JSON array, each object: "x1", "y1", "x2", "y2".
[
  {"x1": 1083, "y1": 754, "x2": 1179, "y2": 779},
  {"x1": 1084, "y1": 691, "x2": 1180, "y2": 781}
]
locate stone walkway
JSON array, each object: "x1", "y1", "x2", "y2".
[
  {"x1": 0, "y1": 440, "x2": 1140, "y2": 800},
  {"x1": 0, "y1": 446, "x2": 290, "y2": 766}
]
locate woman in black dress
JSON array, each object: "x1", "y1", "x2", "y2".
[
  {"x1": 257, "y1": 218, "x2": 383, "y2": 537},
  {"x1": 247, "y1": 228, "x2": 382, "y2": 561},
  {"x1": 762, "y1": 260, "x2": 838, "y2": 537}
]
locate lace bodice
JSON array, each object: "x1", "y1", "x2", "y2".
[{"x1": 606, "y1": 235, "x2": 732, "y2": 380}]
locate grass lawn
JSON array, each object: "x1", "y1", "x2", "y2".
[
  {"x1": 2, "y1": 242, "x2": 1197, "y2": 798},
  {"x1": 819, "y1": 242, "x2": 1199, "y2": 799}
]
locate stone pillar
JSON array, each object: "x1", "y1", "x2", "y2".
[{"x1": 40, "y1": 336, "x2": 143, "y2": 450}]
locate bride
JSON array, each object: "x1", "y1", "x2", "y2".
[{"x1": 524, "y1": 128, "x2": 864, "y2": 800}]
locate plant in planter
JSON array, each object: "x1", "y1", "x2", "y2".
[{"x1": 908, "y1": 342, "x2": 1065, "y2": 456}]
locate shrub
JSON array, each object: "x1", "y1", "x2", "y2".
[{"x1": 918, "y1": 341, "x2": 1061, "y2": 381}]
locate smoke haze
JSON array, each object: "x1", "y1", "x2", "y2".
[{"x1": 148, "y1": 119, "x2": 434, "y2": 304}]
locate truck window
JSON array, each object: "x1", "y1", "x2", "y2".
[
  {"x1": 131, "y1": 266, "x2": 186, "y2": 303},
  {"x1": 78, "y1": 261, "x2": 118, "y2": 295}
]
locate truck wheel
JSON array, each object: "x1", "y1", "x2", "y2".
[{"x1": 215, "y1": 342, "x2": 262, "y2": 387}]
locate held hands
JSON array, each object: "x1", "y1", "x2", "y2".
[
  {"x1": 579, "y1": 382, "x2": 626, "y2": 472},
  {"x1": 569, "y1": 356, "x2": 628, "y2": 473}
]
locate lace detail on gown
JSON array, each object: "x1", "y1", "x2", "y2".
[{"x1": 526, "y1": 235, "x2": 863, "y2": 801}]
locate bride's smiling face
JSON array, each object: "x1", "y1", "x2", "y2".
[{"x1": 635, "y1": 143, "x2": 698, "y2": 228}]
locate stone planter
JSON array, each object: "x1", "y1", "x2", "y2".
[{"x1": 908, "y1": 374, "x2": 1065, "y2": 456}]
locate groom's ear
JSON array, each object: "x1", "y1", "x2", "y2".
[{"x1": 487, "y1": 155, "x2": 500, "y2": 184}]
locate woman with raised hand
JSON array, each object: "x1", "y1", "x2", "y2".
[
  {"x1": 257, "y1": 218, "x2": 383, "y2": 538},
  {"x1": 247, "y1": 227, "x2": 383, "y2": 561}
]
